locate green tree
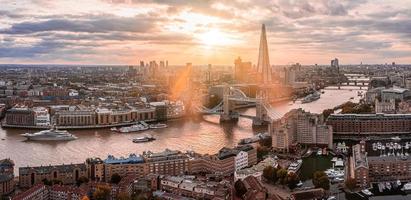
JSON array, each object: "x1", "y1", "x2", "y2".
[
  {"x1": 42, "y1": 178, "x2": 52, "y2": 186},
  {"x1": 345, "y1": 177, "x2": 357, "y2": 191},
  {"x1": 110, "y1": 173, "x2": 122, "y2": 184},
  {"x1": 234, "y1": 179, "x2": 247, "y2": 197},
  {"x1": 286, "y1": 172, "x2": 300, "y2": 189},
  {"x1": 312, "y1": 171, "x2": 330, "y2": 190},
  {"x1": 76, "y1": 176, "x2": 89, "y2": 186},
  {"x1": 93, "y1": 185, "x2": 111, "y2": 200},
  {"x1": 263, "y1": 165, "x2": 279, "y2": 184},
  {"x1": 276, "y1": 168, "x2": 288, "y2": 185}
]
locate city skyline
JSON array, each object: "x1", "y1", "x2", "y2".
[{"x1": 1, "y1": 0, "x2": 411, "y2": 65}]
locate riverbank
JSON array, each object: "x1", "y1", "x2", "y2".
[{"x1": 1, "y1": 119, "x2": 159, "y2": 130}]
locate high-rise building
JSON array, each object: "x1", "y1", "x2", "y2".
[
  {"x1": 331, "y1": 58, "x2": 339, "y2": 73},
  {"x1": 256, "y1": 24, "x2": 272, "y2": 84},
  {"x1": 234, "y1": 57, "x2": 252, "y2": 83},
  {"x1": 270, "y1": 109, "x2": 333, "y2": 152}
]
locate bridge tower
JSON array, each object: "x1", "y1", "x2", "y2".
[
  {"x1": 220, "y1": 85, "x2": 238, "y2": 122},
  {"x1": 253, "y1": 89, "x2": 268, "y2": 126}
]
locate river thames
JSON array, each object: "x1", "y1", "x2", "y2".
[{"x1": 0, "y1": 86, "x2": 363, "y2": 171}]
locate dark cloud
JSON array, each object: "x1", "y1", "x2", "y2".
[
  {"x1": 0, "y1": 40, "x2": 66, "y2": 58},
  {"x1": 0, "y1": 14, "x2": 160, "y2": 34}
]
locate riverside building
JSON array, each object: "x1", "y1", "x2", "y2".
[
  {"x1": 103, "y1": 154, "x2": 147, "y2": 182},
  {"x1": 270, "y1": 109, "x2": 333, "y2": 153},
  {"x1": 189, "y1": 145, "x2": 257, "y2": 175},
  {"x1": 19, "y1": 163, "x2": 87, "y2": 188},
  {"x1": 327, "y1": 113, "x2": 411, "y2": 135},
  {"x1": 0, "y1": 159, "x2": 14, "y2": 196}
]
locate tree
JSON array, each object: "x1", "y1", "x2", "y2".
[
  {"x1": 263, "y1": 165, "x2": 279, "y2": 184},
  {"x1": 345, "y1": 177, "x2": 357, "y2": 191},
  {"x1": 93, "y1": 185, "x2": 111, "y2": 200},
  {"x1": 257, "y1": 146, "x2": 269, "y2": 160},
  {"x1": 117, "y1": 192, "x2": 132, "y2": 200},
  {"x1": 276, "y1": 169, "x2": 288, "y2": 185},
  {"x1": 312, "y1": 171, "x2": 330, "y2": 190},
  {"x1": 322, "y1": 109, "x2": 334, "y2": 119},
  {"x1": 76, "y1": 176, "x2": 89, "y2": 186},
  {"x1": 111, "y1": 173, "x2": 122, "y2": 184},
  {"x1": 42, "y1": 178, "x2": 52, "y2": 186},
  {"x1": 286, "y1": 172, "x2": 300, "y2": 189},
  {"x1": 234, "y1": 179, "x2": 247, "y2": 197}
]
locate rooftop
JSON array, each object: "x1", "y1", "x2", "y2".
[
  {"x1": 104, "y1": 154, "x2": 144, "y2": 164},
  {"x1": 19, "y1": 163, "x2": 86, "y2": 175}
]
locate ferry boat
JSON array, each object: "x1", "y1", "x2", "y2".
[
  {"x1": 149, "y1": 123, "x2": 167, "y2": 129},
  {"x1": 132, "y1": 135, "x2": 155, "y2": 143},
  {"x1": 288, "y1": 159, "x2": 303, "y2": 173},
  {"x1": 119, "y1": 124, "x2": 149, "y2": 133},
  {"x1": 21, "y1": 129, "x2": 77, "y2": 141},
  {"x1": 302, "y1": 91, "x2": 320, "y2": 103}
]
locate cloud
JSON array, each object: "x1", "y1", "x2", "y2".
[
  {"x1": 0, "y1": 14, "x2": 160, "y2": 34},
  {"x1": 0, "y1": 0, "x2": 411, "y2": 64}
]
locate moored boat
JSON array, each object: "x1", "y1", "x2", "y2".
[
  {"x1": 132, "y1": 135, "x2": 155, "y2": 143},
  {"x1": 21, "y1": 129, "x2": 77, "y2": 141},
  {"x1": 149, "y1": 123, "x2": 167, "y2": 129}
]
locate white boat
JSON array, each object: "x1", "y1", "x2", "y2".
[
  {"x1": 327, "y1": 196, "x2": 336, "y2": 200},
  {"x1": 402, "y1": 182, "x2": 411, "y2": 193},
  {"x1": 21, "y1": 129, "x2": 77, "y2": 141},
  {"x1": 302, "y1": 91, "x2": 320, "y2": 103},
  {"x1": 149, "y1": 123, "x2": 167, "y2": 129},
  {"x1": 296, "y1": 181, "x2": 303, "y2": 187},
  {"x1": 119, "y1": 124, "x2": 149, "y2": 133},
  {"x1": 361, "y1": 189, "x2": 373, "y2": 196},
  {"x1": 317, "y1": 149, "x2": 322, "y2": 156},
  {"x1": 397, "y1": 180, "x2": 401, "y2": 186},
  {"x1": 391, "y1": 136, "x2": 401, "y2": 141},
  {"x1": 110, "y1": 127, "x2": 118, "y2": 132},
  {"x1": 288, "y1": 159, "x2": 303, "y2": 173},
  {"x1": 386, "y1": 182, "x2": 392, "y2": 190},
  {"x1": 132, "y1": 135, "x2": 155, "y2": 143}
]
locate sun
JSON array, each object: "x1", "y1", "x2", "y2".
[{"x1": 199, "y1": 29, "x2": 235, "y2": 47}]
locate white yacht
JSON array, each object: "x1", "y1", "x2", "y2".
[
  {"x1": 21, "y1": 129, "x2": 77, "y2": 141},
  {"x1": 149, "y1": 123, "x2": 167, "y2": 129},
  {"x1": 132, "y1": 134, "x2": 155, "y2": 143},
  {"x1": 119, "y1": 124, "x2": 149, "y2": 133}
]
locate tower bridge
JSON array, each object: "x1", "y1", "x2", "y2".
[{"x1": 196, "y1": 85, "x2": 282, "y2": 125}]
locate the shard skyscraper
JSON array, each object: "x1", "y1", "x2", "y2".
[{"x1": 256, "y1": 24, "x2": 272, "y2": 84}]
